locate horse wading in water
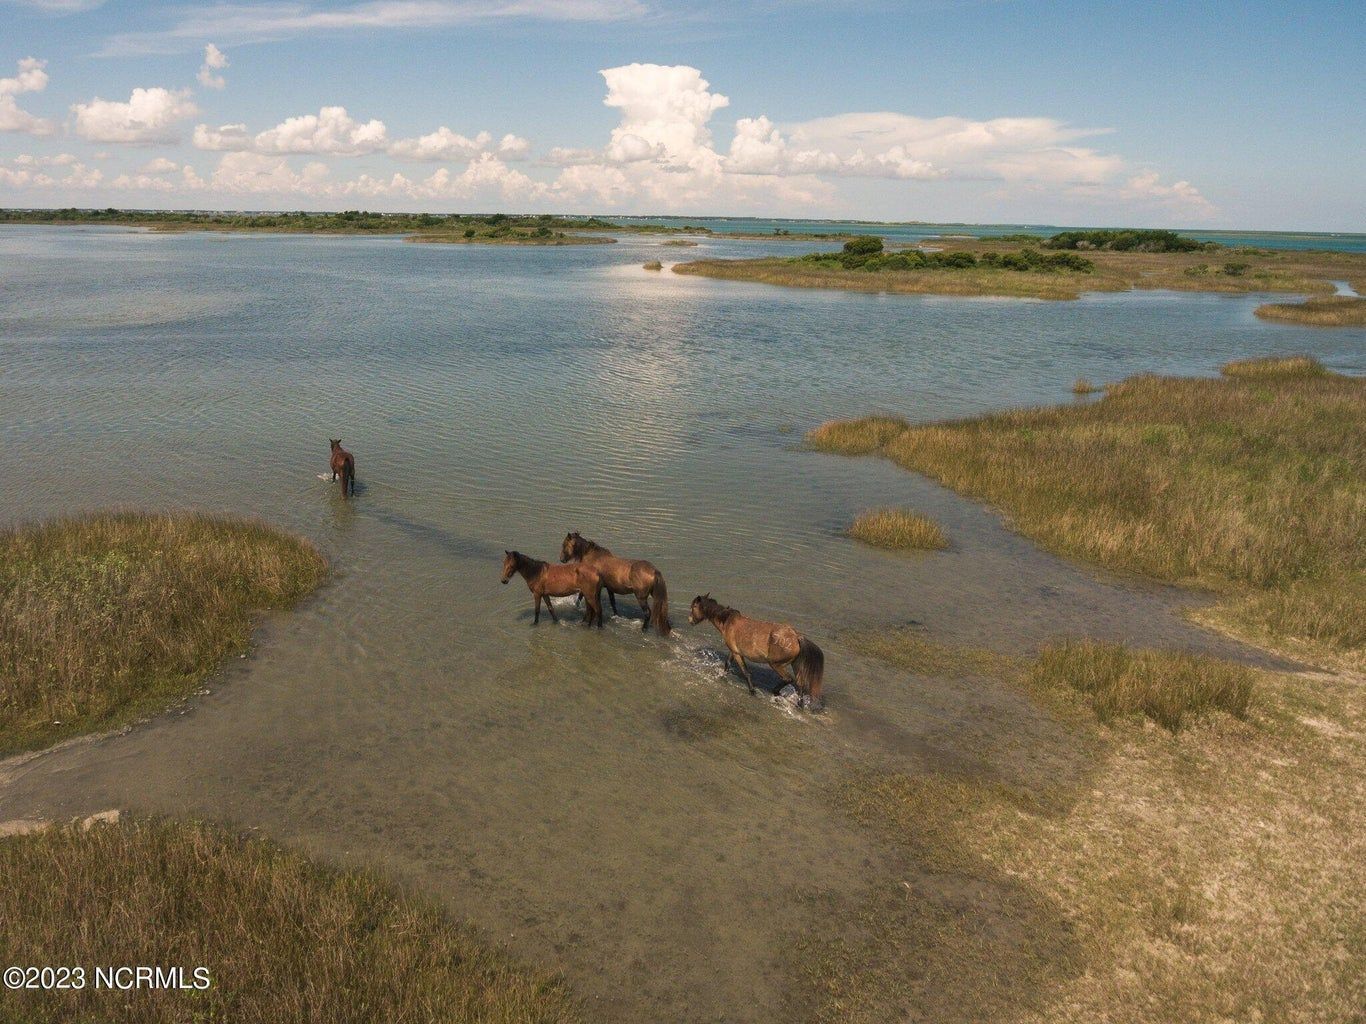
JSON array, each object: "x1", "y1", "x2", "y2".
[
  {"x1": 329, "y1": 439, "x2": 356, "y2": 498},
  {"x1": 502, "y1": 551, "x2": 605, "y2": 627},
  {"x1": 559, "y1": 532, "x2": 670, "y2": 635},
  {"x1": 689, "y1": 594, "x2": 825, "y2": 710}
]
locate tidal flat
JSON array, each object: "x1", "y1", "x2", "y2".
[{"x1": 1, "y1": 224, "x2": 1362, "y2": 1022}]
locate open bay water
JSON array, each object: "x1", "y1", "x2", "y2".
[{"x1": 1, "y1": 225, "x2": 1363, "y2": 1020}]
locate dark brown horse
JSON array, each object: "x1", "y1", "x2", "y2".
[
  {"x1": 329, "y1": 439, "x2": 355, "y2": 498},
  {"x1": 502, "y1": 551, "x2": 605, "y2": 627},
  {"x1": 689, "y1": 594, "x2": 824, "y2": 710},
  {"x1": 559, "y1": 532, "x2": 670, "y2": 635}
]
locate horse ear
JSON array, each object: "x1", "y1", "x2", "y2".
[{"x1": 504, "y1": 549, "x2": 510, "y2": 555}]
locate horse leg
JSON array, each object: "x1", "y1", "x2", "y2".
[
  {"x1": 637, "y1": 589, "x2": 651, "y2": 631},
  {"x1": 730, "y1": 650, "x2": 756, "y2": 695},
  {"x1": 545, "y1": 596, "x2": 559, "y2": 623},
  {"x1": 533, "y1": 594, "x2": 541, "y2": 625},
  {"x1": 607, "y1": 590, "x2": 619, "y2": 616}
]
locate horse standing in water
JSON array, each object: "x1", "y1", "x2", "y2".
[
  {"x1": 559, "y1": 532, "x2": 670, "y2": 635},
  {"x1": 688, "y1": 594, "x2": 825, "y2": 710},
  {"x1": 329, "y1": 439, "x2": 356, "y2": 498},
  {"x1": 502, "y1": 551, "x2": 605, "y2": 627}
]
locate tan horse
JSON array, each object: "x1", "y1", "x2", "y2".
[
  {"x1": 559, "y1": 532, "x2": 670, "y2": 635},
  {"x1": 688, "y1": 594, "x2": 825, "y2": 710},
  {"x1": 329, "y1": 439, "x2": 355, "y2": 498},
  {"x1": 502, "y1": 551, "x2": 605, "y2": 627}
]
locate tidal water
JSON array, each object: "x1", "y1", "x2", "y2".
[{"x1": 1, "y1": 225, "x2": 1362, "y2": 1021}]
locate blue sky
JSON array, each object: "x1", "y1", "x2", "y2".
[{"x1": 1, "y1": 0, "x2": 1362, "y2": 229}]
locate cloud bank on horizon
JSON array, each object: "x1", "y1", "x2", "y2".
[{"x1": 0, "y1": 51, "x2": 1214, "y2": 221}]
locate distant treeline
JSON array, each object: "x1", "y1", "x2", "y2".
[
  {"x1": 1041, "y1": 229, "x2": 1213, "y2": 252},
  {"x1": 0, "y1": 208, "x2": 626, "y2": 235},
  {"x1": 800, "y1": 235, "x2": 1094, "y2": 273}
]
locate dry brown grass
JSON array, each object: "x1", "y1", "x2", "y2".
[
  {"x1": 0, "y1": 511, "x2": 326, "y2": 755},
  {"x1": 1255, "y1": 296, "x2": 1366, "y2": 327},
  {"x1": 642, "y1": 260, "x2": 663, "y2": 270},
  {"x1": 808, "y1": 360, "x2": 1365, "y2": 668},
  {"x1": 824, "y1": 633, "x2": 1366, "y2": 1024},
  {"x1": 1029, "y1": 640, "x2": 1253, "y2": 731},
  {"x1": 1071, "y1": 377, "x2": 1099, "y2": 395},
  {"x1": 674, "y1": 239, "x2": 1366, "y2": 302},
  {"x1": 1221, "y1": 353, "x2": 1328, "y2": 377},
  {"x1": 0, "y1": 816, "x2": 580, "y2": 1024},
  {"x1": 847, "y1": 508, "x2": 949, "y2": 551}
]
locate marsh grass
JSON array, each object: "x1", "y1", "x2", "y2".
[
  {"x1": 808, "y1": 359, "x2": 1366, "y2": 667},
  {"x1": 674, "y1": 240, "x2": 1366, "y2": 302},
  {"x1": 1254, "y1": 296, "x2": 1366, "y2": 327},
  {"x1": 847, "y1": 508, "x2": 948, "y2": 551},
  {"x1": 0, "y1": 817, "x2": 580, "y2": 1024},
  {"x1": 1220, "y1": 353, "x2": 1328, "y2": 377},
  {"x1": 824, "y1": 628, "x2": 1366, "y2": 1024},
  {"x1": 1029, "y1": 640, "x2": 1254, "y2": 731},
  {"x1": 0, "y1": 512, "x2": 326, "y2": 755},
  {"x1": 642, "y1": 260, "x2": 663, "y2": 270},
  {"x1": 1071, "y1": 377, "x2": 1099, "y2": 395}
]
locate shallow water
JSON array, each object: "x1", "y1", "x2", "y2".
[{"x1": 1, "y1": 226, "x2": 1362, "y2": 1020}]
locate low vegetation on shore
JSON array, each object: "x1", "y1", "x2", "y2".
[
  {"x1": 0, "y1": 816, "x2": 580, "y2": 1024},
  {"x1": 812, "y1": 628, "x2": 1363, "y2": 1024},
  {"x1": 846, "y1": 508, "x2": 948, "y2": 551},
  {"x1": 675, "y1": 230, "x2": 1366, "y2": 303},
  {"x1": 1255, "y1": 295, "x2": 1366, "y2": 326},
  {"x1": 0, "y1": 512, "x2": 326, "y2": 755},
  {"x1": 0, "y1": 208, "x2": 620, "y2": 244},
  {"x1": 809, "y1": 357, "x2": 1365, "y2": 668}
]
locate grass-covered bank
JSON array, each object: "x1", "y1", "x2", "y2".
[
  {"x1": 675, "y1": 231, "x2": 1366, "y2": 303},
  {"x1": 0, "y1": 512, "x2": 326, "y2": 756},
  {"x1": 0, "y1": 816, "x2": 580, "y2": 1024},
  {"x1": 1255, "y1": 295, "x2": 1366, "y2": 326},
  {"x1": 809, "y1": 630, "x2": 1364, "y2": 1024},
  {"x1": 846, "y1": 508, "x2": 948, "y2": 551},
  {"x1": 809, "y1": 358, "x2": 1365, "y2": 668}
]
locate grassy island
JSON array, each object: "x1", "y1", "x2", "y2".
[
  {"x1": 809, "y1": 357, "x2": 1365, "y2": 668},
  {"x1": 0, "y1": 816, "x2": 580, "y2": 1024},
  {"x1": 1255, "y1": 295, "x2": 1366, "y2": 327},
  {"x1": 675, "y1": 230, "x2": 1366, "y2": 304},
  {"x1": 0, "y1": 208, "x2": 621, "y2": 244},
  {"x1": 847, "y1": 508, "x2": 949, "y2": 551},
  {"x1": 0, "y1": 512, "x2": 326, "y2": 756}
]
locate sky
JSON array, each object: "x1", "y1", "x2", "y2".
[{"x1": 1, "y1": 0, "x2": 1362, "y2": 229}]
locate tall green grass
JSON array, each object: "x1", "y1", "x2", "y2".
[
  {"x1": 0, "y1": 512, "x2": 326, "y2": 755},
  {"x1": 808, "y1": 357, "x2": 1365, "y2": 666},
  {"x1": 847, "y1": 508, "x2": 949, "y2": 551},
  {"x1": 0, "y1": 817, "x2": 580, "y2": 1024}
]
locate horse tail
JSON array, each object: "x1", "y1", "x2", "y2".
[
  {"x1": 795, "y1": 636, "x2": 825, "y2": 711},
  {"x1": 341, "y1": 459, "x2": 354, "y2": 498},
  {"x1": 650, "y1": 571, "x2": 671, "y2": 635}
]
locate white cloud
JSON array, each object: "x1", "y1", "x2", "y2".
[
  {"x1": 3, "y1": 0, "x2": 104, "y2": 11},
  {"x1": 0, "y1": 57, "x2": 55, "y2": 135},
  {"x1": 193, "y1": 106, "x2": 387, "y2": 154},
  {"x1": 102, "y1": 0, "x2": 648, "y2": 56},
  {"x1": 387, "y1": 127, "x2": 530, "y2": 161},
  {"x1": 71, "y1": 86, "x2": 198, "y2": 144},
  {"x1": 197, "y1": 44, "x2": 229, "y2": 90},
  {"x1": 139, "y1": 156, "x2": 179, "y2": 173}
]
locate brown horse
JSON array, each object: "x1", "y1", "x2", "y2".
[
  {"x1": 688, "y1": 594, "x2": 825, "y2": 710},
  {"x1": 329, "y1": 439, "x2": 355, "y2": 498},
  {"x1": 502, "y1": 550, "x2": 605, "y2": 627},
  {"x1": 559, "y1": 532, "x2": 670, "y2": 635}
]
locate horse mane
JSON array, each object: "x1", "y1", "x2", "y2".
[
  {"x1": 696, "y1": 595, "x2": 737, "y2": 624},
  {"x1": 576, "y1": 535, "x2": 610, "y2": 556},
  {"x1": 511, "y1": 551, "x2": 544, "y2": 573}
]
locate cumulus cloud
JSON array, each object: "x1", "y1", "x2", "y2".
[
  {"x1": 71, "y1": 86, "x2": 198, "y2": 143},
  {"x1": 0, "y1": 57, "x2": 55, "y2": 135},
  {"x1": 193, "y1": 106, "x2": 387, "y2": 155},
  {"x1": 139, "y1": 156, "x2": 179, "y2": 173},
  {"x1": 386, "y1": 126, "x2": 532, "y2": 161},
  {"x1": 197, "y1": 44, "x2": 229, "y2": 90}
]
